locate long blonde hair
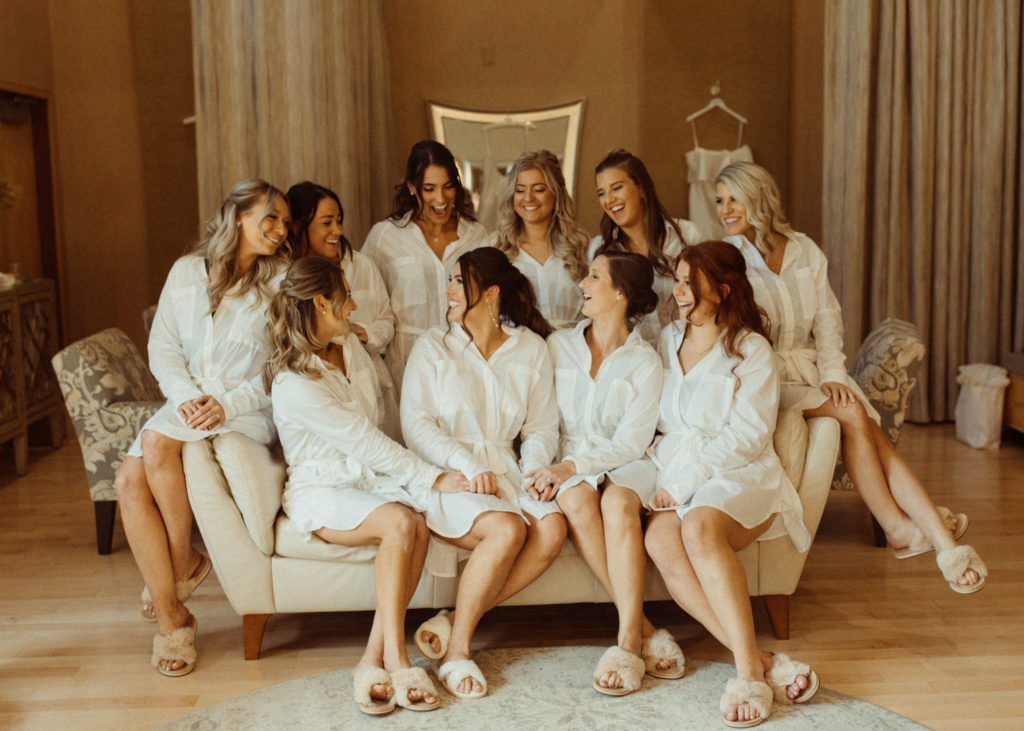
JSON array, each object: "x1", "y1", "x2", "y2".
[
  {"x1": 262, "y1": 257, "x2": 349, "y2": 393},
  {"x1": 714, "y1": 162, "x2": 794, "y2": 259},
  {"x1": 190, "y1": 179, "x2": 289, "y2": 310},
  {"x1": 493, "y1": 150, "x2": 588, "y2": 281}
]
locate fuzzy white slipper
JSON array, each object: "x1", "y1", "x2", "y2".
[
  {"x1": 592, "y1": 645, "x2": 645, "y2": 696},
  {"x1": 415, "y1": 609, "x2": 451, "y2": 660},
  {"x1": 892, "y1": 507, "x2": 968, "y2": 560},
  {"x1": 766, "y1": 652, "x2": 819, "y2": 704},
  {"x1": 390, "y1": 666, "x2": 439, "y2": 711},
  {"x1": 151, "y1": 614, "x2": 198, "y2": 677},
  {"x1": 352, "y1": 665, "x2": 396, "y2": 716},
  {"x1": 435, "y1": 658, "x2": 487, "y2": 699},
  {"x1": 140, "y1": 553, "x2": 212, "y2": 622},
  {"x1": 642, "y1": 628, "x2": 686, "y2": 679},
  {"x1": 720, "y1": 677, "x2": 773, "y2": 727},
  {"x1": 937, "y1": 544, "x2": 988, "y2": 594}
]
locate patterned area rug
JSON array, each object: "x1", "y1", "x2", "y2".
[{"x1": 158, "y1": 646, "x2": 925, "y2": 730}]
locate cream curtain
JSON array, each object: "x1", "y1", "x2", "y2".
[
  {"x1": 190, "y1": 0, "x2": 394, "y2": 246},
  {"x1": 824, "y1": 0, "x2": 1023, "y2": 421}
]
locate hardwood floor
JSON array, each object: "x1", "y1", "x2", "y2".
[{"x1": 1, "y1": 423, "x2": 1022, "y2": 729}]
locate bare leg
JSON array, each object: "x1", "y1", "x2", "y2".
[
  {"x1": 140, "y1": 431, "x2": 202, "y2": 581},
  {"x1": 115, "y1": 455, "x2": 191, "y2": 672},
  {"x1": 483, "y1": 511, "x2": 566, "y2": 608},
  {"x1": 601, "y1": 484, "x2": 646, "y2": 655}
]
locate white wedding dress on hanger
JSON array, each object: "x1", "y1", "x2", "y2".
[{"x1": 686, "y1": 124, "x2": 753, "y2": 240}]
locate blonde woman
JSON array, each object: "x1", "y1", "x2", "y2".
[
  {"x1": 590, "y1": 149, "x2": 707, "y2": 342},
  {"x1": 490, "y1": 149, "x2": 589, "y2": 329},
  {"x1": 265, "y1": 257, "x2": 465, "y2": 715},
  {"x1": 716, "y1": 161, "x2": 986, "y2": 595},
  {"x1": 115, "y1": 179, "x2": 289, "y2": 676}
]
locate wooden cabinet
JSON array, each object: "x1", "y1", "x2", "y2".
[
  {"x1": 1004, "y1": 367, "x2": 1024, "y2": 434},
  {"x1": 0, "y1": 279, "x2": 63, "y2": 474}
]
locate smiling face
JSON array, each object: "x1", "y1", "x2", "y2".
[
  {"x1": 315, "y1": 276, "x2": 357, "y2": 342},
  {"x1": 672, "y1": 258, "x2": 719, "y2": 325},
  {"x1": 412, "y1": 164, "x2": 456, "y2": 226},
  {"x1": 303, "y1": 197, "x2": 344, "y2": 264},
  {"x1": 237, "y1": 194, "x2": 289, "y2": 261},
  {"x1": 513, "y1": 167, "x2": 556, "y2": 228},
  {"x1": 715, "y1": 181, "x2": 754, "y2": 241},
  {"x1": 579, "y1": 255, "x2": 625, "y2": 321},
  {"x1": 596, "y1": 166, "x2": 644, "y2": 230},
  {"x1": 445, "y1": 262, "x2": 469, "y2": 324}
]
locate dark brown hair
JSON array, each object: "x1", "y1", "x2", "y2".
[
  {"x1": 593, "y1": 251, "x2": 659, "y2": 329},
  {"x1": 286, "y1": 182, "x2": 353, "y2": 261},
  {"x1": 456, "y1": 246, "x2": 553, "y2": 340},
  {"x1": 676, "y1": 240, "x2": 770, "y2": 359},
  {"x1": 389, "y1": 140, "x2": 476, "y2": 223},
  {"x1": 594, "y1": 149, "x2": 683, "y2": 276}
]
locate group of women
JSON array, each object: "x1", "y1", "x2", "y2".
[{"x1": 114, "y1": 139, "x2": 987, "y2": 726}]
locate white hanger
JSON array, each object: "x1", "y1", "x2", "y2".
[{"x1": 686, "y1": 82, "x2": 746, "y2": 148}]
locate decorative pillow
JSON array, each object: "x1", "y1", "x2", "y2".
[{"x1": 214, "y1": 432, "x2": 285, "y2": 555}]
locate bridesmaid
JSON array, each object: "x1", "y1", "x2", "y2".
[
  {"x1": 362, "y1": 140, "x2": 488, "y2": 395},
  {"x1": 715, "y1": 161, "x2": 986, "y2": 594},
  {"x1": 265, "y1": 257, "x2": 466, "y2": 715},
  {"x1": 115, "y1": 179, "x2": 289, "y2": 676},
  {"x1": 402, "y1": 247, "x2": 563, "y2": 700},
  {"x1": 528, "y1": 250, "x2": 686, "y2": 696},
  {"x1": 491, "y1": 149, "x2": 589, "y2": 329},
  {"x1": 285, "y1": 181, "x2": 400, "y2": 440},
  {"x1": 644, "y1": 241, "x2": 817, "y2": 727},
  {"x1": 590, "y1": 149, "x2": 706, "y2": 341}
]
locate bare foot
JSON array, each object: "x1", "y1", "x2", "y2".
[
  {"x1": 352, "y1": 662, "x2": 393, "y2": 703},
  {"x1": 440, "y1": 652, "x2": 483, "y2": 696},
  {"x1": 419, "y1": 611, "x2": 454, "y2": 656},
  {"x1": 156, "y1": 605, "x2": 193, "y2": 673},
  {"x1": 760, "y1": 652, "x2": 808, "y2": 700}
]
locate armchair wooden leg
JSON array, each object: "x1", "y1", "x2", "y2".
[
  {"x1": 761, "y1": 595, "x2": 790, "y2": 640},
  {"x1": 94, "y1": 501, "x2": 116, "y2": 555},
  {"x1": 243, "y1": 613, "x2": 272, "y2": 660},
  {"x1": 871, "y1": 515, "x2": 886, "y2": 547}
]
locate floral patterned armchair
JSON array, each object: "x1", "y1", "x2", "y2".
[
  {"x1": 51, "y1": 328, "x2": 164, "y2": 554},
  {"x1": 832, "y1": 318, "x2": 926, "y2": 544}
]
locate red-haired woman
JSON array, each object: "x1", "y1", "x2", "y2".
[{"x1": 644, "y1": 241, "x2": 817, "y2": 727}]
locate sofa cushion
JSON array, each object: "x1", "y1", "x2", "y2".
[
  {"x1": 214, "y1": 432, "x2": 286, "y2": 555},
  {"x1": 773, "y1": 408, "x2": 807, "y2": 489},
  {"x1": 275, "y1": 515, "x2": 378, "y2": 562}
]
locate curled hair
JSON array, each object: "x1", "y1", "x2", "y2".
[
  {"x1": 455, "y1": 247, "x2": 553, "y2": 343},
  {"x1": 389, "y1": 139, "x2": 476, "y2": 224},
  {"x1": 262, "y1": 257, "x2": 349, "y2": 393},
  {"x1": 286, "y1": 181, "x2": 353, "y2": 261},
  {"x1": 676, "y1": 240, "x2": 771, "y2": 361},
  {"x1": 594, "y1": 149, "x2": 683, "y2": 277},
  {"x1": 190, "y1": 179, "x2": 289, "y2": 311},
  {"x1": 714, "y1": 161, "x2": 794, "y2": 259},
  {"x1": 493, "y1": 150, "x2": 589, "y2": 282},
  {"x1": 593, "y1": 251, "x2": 659, "y2": 329}
]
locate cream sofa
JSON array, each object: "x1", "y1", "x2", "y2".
[{"x1": 185, "y1": 415, "x2": 839, "y2": 660}]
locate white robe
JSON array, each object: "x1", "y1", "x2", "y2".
[
  {"x1": 587, "y1": 218, "x2": 706, "y2": 342},
  {"x1": 726, "y1": 232, "x2": 879, "y2": 422},
  {"x1": 401, "y1": 324, "x2": 560, "y2": 572},
  {"x1": 548, "y1": 321, "x2": 662, "y2": 501},
  {"x1": 487, "y1": 233, "x2": 583, "y2": 330},
  {"x1": 361, "y1": 214, "x2": 487, "y2": 396},
  {"x1": 336, "y1": 249, "x2": 400, "y2": 442},
  {"x1": 647, "y1": 322, "x2": 810, "y2": 551},
  {"x1": 271, "y1": 335, "x2": 440, "y2": 537},
  {"x1": 129, "y1": 255, "x2": 281, "y2": 457}
]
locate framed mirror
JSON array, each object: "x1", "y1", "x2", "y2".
[{"x1": 427, "y1": 99, "x2": 585, "y2": 230}]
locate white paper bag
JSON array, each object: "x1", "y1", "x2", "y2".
[{"x1": 954, "y1": 364, "x2": 1010, "y2": 449}]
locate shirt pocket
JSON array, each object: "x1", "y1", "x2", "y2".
[
  {"x1": 793, "y1": 267, "x2": 817, "y2": 322},
  {"x1": 685, "y1": 372, "x2": 734, "y2": 433},
  {"x1": 393, "y1": 256, "x2": 430, "y2": 309},
  {"x1": 597, "y1": 380, "x2": 636, "y2": 434}
]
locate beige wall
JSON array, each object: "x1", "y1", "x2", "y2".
[{"x1": 789, "y1": 0, "x2": 824, "y2": 244}]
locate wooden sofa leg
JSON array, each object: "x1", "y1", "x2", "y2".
[
  {"x1": 94, "y1": 501, "x2": 116, "y2": 555},
  {"x1": 871, "y1": 515, "x2": 886, "y2": 547},
  {"x1": 761, "y1": 595, "x2": 790, "y2": 640},
  {"x1": 243, "y1": 614, "x2": 272, "y2": 660}
]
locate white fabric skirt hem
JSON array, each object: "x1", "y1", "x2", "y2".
[
  {"x1": 424, "y1": 491, "x2": 525, "y2": 540},
  {"x1": 782, "y1": 377, "x2": 880, "y2": 425},
  {"x1": 283, "y1": 485, "x2": 420, "y2": 538},
  {"x1": 560, "y1": 459, "x2": 658, "y2": 505},
  {"x1": 127, "y1": 401, "x2": 273, "y2": 457}
]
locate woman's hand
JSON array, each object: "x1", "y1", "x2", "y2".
[
  {"x1": 469, "y1": 471, "x2": 499, "y2": 495},
  {"x1": 653, "y1": 489, "x2": 678, "y2": 509},
  {"x1": 179, "y1": 395, "x2": 225, "y2": 431},
  {"x1": 524, "y1": 461, "x2": 576, "y2": 501},
  {"x1": 433, "y1": 471, "x2": 470, "y2": 493},
  {"x1": 350, "y1": 323, "x2": 369, "y2": 344},
  {"x1": 821, "y1": 381, "x2": 857, "y2": 408}
]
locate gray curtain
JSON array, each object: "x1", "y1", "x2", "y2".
[
  {"x1": 824, "y1": 0, "x2": 1023, "y2": 421},
  {"x1": 191, "y1": 0, "x2": 394, "y2": 246}
]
